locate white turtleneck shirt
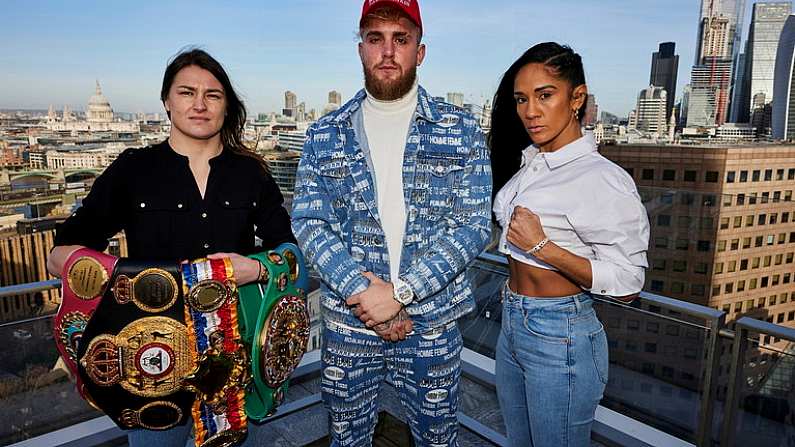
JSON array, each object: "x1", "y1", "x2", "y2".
[{"x1": 362, "y1": 81, "x2": 418, "y2": 282}]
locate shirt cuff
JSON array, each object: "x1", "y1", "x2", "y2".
[
  {"x1": 400, "y1": 270, "x2": 431, "y2": 301},
  {"x1": 587, "y1": 258, "x2": 644, "y2": 297},
  {"x1": 342, "y1": 272, "x2": 370, "y2": 298}
]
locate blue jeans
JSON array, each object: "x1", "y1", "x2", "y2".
[
  {"x1": 321, "y1": 321, "x2": 463, "y2": 447},
  {"x1": 496, "y1": 283, "x2": 608, "y2": 447},
  {"x1": 127, "y1": 423, "x2": 191, "y2": 447},
  {"x1": 127, "y1": 418, "x2": 276, "y2": 447}
]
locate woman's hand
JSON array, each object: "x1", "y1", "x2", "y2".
[
  {"x1": 47, "y1": 245, "x2": 85, "y2": 277},
  {"x1": 207, "y1": 252, "x2": 261, "y2": 285},
  {"x1": 507, "y1": 206, "x2": 547, "y2": 252}
]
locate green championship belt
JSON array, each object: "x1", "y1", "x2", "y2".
[{"x1": 237, "y1": 243, "x2": 310, "y2": 420}]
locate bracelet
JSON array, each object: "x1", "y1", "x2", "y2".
[{"x1": 527, "y1": 237, "x2": 549, "y2": 256}]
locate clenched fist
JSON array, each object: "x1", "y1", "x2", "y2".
[{"x1": 507, "y1": 206, "x2": 547, "y2": 252}]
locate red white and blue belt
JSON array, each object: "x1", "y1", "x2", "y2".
[{"x1": 181, "y1": 258, "x2": 248, "y2": 447}]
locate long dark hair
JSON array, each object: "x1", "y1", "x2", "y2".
[
  {"x1": 488, "y1": 42, "x2": 587, "y2": 197},
  {"x1": 160, "y1": 48, "x2": 267, "y2": 171}
]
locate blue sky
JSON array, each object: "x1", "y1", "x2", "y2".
[{"x1": 1, "y1": 0, "x2": 716, "y2": 117}]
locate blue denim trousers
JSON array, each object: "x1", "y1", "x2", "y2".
[
  {"x1": 496, "y1": 282, "x2": 608, "y2": 447},
  {"x1": 127, "y1": 417, "x2": 276, "y2": 447},
  {"x1": 321, "y1": 321, "x2": 463, "y2": 447}
]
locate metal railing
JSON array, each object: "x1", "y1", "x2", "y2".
[
  {"x1": 721, "y1": 317, "x2": 795, "y2": 447},
  {"x1": 477, "y1": 252, "x2": 728, "y2": 445},
  {"x1": 0, "y1": 278, "x2": 509, "y2": 447},
  {"x1": 3, "y1": 253, "x2": 795, "y2": 446},
  {"x1": 475, "y1": 252, "x2": 792, "y2": 447}
]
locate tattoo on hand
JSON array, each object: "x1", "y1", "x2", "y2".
[{"x1": 373, "y1": 309, "x2": 411, "y2": 334}]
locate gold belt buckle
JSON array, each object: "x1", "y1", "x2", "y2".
[
  {"x1": 119, "y1": 401, "x2": 183, "y2": 430},
  {"x1": 260, "y1": 295, "x2": 310, "y2": 388},
  {"x1": 81, "y1": 317, "x2": 193, "y2": 397},
  {"x1": 112, "y1": 268, "x2": 179, "y2": 313}
]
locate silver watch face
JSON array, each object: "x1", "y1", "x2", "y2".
[{"x1": 395, "y1": 284, "x2": 413, "y2": 305}]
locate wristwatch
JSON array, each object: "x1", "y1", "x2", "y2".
[{"x1": 392, "y1": 278, "x2": 414, "y2": 306}]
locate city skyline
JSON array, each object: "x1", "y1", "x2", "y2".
[{"x1": 3, "y1": 0, "x2": 706, "y2": 117}]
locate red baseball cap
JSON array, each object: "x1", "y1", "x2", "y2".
[{"x1": 360, "y1": 0, "x2": 423, "y2": 33}]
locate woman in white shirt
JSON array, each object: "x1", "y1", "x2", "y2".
[{"x1": 489, "y1": 42, "x2": 650, "y2": 446}]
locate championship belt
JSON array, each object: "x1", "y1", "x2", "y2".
[
  {"x1": 76, "y1": 260, "x2": 194, "y2": 432},
  {"x1": 181, "y1": 258, "x2": 248, "y2": 447},
  {"x1": 238, "y1": 243, "x2": 310, "y2": 420},
  {"x1": 63, "y1": 246, "x2": 308, "y2": 446},
  {"x1": 54, "y1": 248, "x2": 118, "y2": 400}
]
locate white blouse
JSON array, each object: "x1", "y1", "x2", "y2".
[{"x1": 493, "y1": 133, "x2": 650, "y2": 297}]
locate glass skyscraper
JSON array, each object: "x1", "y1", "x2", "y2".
[
  {"x1": 736, "y1": 2, "x2": 791, "y2": 126},
  {"x1": 689, "y1": 0, "x2": 745, "y2": 126},
  {"x1": 772, "y1": 15, "x2": 795, "y2": 139},
  {"x1": 650, "y1": 42, "x2": 679, "y2": 121}
]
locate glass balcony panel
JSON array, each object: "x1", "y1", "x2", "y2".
[
  {"x1": 459, "y1": 257, "x2": 716, "y2": 444},
  {"x1": 729, "y1": 337, "x2": 795, "y2": 445},
  {"x1": 459, "y1": 258, "x2": 507, "y2": 358},
  {"x1": 0, "y1": 314, "x2": 101, "y2": 445},
  {"x1": 595, "y1": 299, "x2": 710, "y2": 444}
]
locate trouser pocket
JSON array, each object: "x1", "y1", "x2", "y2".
[{"x1": 589, "y1": 325, "x2": 609, "y2": 385}]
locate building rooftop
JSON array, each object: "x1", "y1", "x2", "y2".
[{"x1": 1, "y1": 251, "x2": 793, "y2": 447}]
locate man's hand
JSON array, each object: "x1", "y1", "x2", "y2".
[
  {"x1": 372, "y1": 309, "x2": 413, "y2": 342},
  {"x1": 346, "y1": 272, "x2": 402, "y2": 326}
]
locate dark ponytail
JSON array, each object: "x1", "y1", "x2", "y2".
[{"x1": 488, "y1": 42, "x2": 586, "y2": 197}]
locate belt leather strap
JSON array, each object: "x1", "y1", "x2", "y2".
[
  {"x1": 54, "y1": 247, "x2": 118, "y2": 400},
  {"x1": 238, "y1": 243, "x2": 310, "y2": 420}
]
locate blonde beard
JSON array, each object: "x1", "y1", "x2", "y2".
[{"x1": 363, "y1": 65, "x2": 417, "y2": 101}]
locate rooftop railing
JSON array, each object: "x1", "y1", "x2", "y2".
[{"x1": 1, "y1": 253, "x2": 793, "y2": 446}]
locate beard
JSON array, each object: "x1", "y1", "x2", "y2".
[{"x1": 363, "y1": 63, "x2": 417, "y2": 101}]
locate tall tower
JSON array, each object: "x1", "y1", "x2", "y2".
[
  {"x1": 695, "y1": 0, "x2": 745, "y2": 63},
  {"x1": 772, "y1": 15, "x2": 795, "y2": 139},
  {"x1": 328, "y1": 90, "x2": 342, "y2": 107},
  {"x1": 650, "y1": 42, "x2": 679, "y2": 121},
  {"x1": 736, "y1": 2, "x2": 791, "y2": 128},
  {"x1": 688, "y1": 0, "x2": 746, "y2": 126},
  {"x1": 283, "y1": 91, "x2": 298, "y2": 118}
]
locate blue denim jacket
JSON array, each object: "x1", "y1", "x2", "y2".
[{"x1": 291, "y1": 86, "x2": 492, "y2": 332}]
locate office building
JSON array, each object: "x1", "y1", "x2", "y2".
[
  {"x1": 773, "y1": 14, "x2": 795, "y2": 139},
  {"x1": 736, "y1": 2, "x2": 791, "y2": 126},
  {"x1": 650, "y1": 42, "x2": 679, "y2": 120}
]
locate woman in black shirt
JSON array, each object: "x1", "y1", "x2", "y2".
[{"x1": 47, "y1": 49, "x2": 294, "y2": 447}]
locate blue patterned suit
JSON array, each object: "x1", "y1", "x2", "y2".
[{"x1": 292, "y1": 86, "x2": 491, "y2": 446}]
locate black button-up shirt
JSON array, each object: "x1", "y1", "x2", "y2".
[{"x1": 55, "y1": 140, "x2": 295, "y2": 261}]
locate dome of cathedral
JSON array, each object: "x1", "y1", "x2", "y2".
[{"x1": 87, "y1": 81, "x2": 113, "y2": 123}]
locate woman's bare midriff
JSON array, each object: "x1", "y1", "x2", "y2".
[{"x1": 508, "y1": 257, "x2": 582, "y2": 298}]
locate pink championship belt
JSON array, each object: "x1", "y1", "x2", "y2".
[
  {"x1": 181, "y1": 258, "x2": 248, "y2": 447},
  {"x1": 54, "y1": 247, "x2": 118, "y2": 399}
]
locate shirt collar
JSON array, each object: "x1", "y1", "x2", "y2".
[{"x1": 522, "y1": 132, "x2": 597, "y2": 170}]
